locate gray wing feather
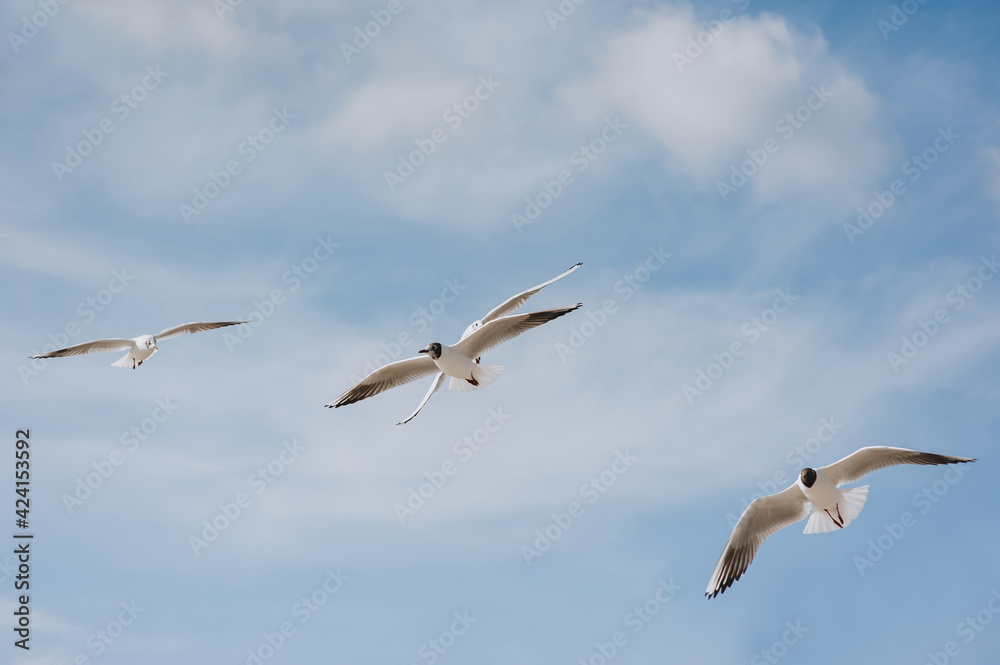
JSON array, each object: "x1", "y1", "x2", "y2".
[
  {"x1": 480, "y1": 263, "x2": 582, "y2": 324},
  {"x1": 327, "y1": 355, "x2": 438, "y2": 408},
  {"x1": 31, "y1": 338, "x2": 134, "y2": 358},
  {"x1": 155, "y1": 321, "x2": 247, "y2": 341},
  {"x1": 396, "y1": 372, "x2": 446, "y2": 425},
  {"x1": 821, "y1": 446, "x2": 975, "y2": 487},
  {"x1": 453, "y1": 304, "x2": 581, "y2": 360},
  {"x1": 706, "y1": 484, "x2": 810, "y2": 599}
]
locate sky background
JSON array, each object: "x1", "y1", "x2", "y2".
[{"x1": 2, "y1": 0, "x2": 999, "y2": 663}]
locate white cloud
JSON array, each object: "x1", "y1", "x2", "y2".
[{"x1": 561, "y1": 6, "x2": 893, "y2": 207}]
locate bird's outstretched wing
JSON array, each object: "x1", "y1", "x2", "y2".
[
  {"x1": 396, "y1": 372, "x2": 446, "y2": 425},
  {"x1": 479, "y1": 263, "x2": 582, "y2": 325},
  {"x1": 327, "y1": 355, "x2": 438, "y2": 408},
  {"x1": 821, "y1": 446, "x2": 975, "y2": 487},
  {"x1": 453, "y1": 304, "x2": 581, "y2": 360},
  {"x1": 155, "y1": 321, "x2": 246, "y2": 341},
  {"x1": 32, "y1": 338, "x2": 134, "y2": 359},
  {"x1": 706, "y1": 484, "x2": 810, "y2": 599}
]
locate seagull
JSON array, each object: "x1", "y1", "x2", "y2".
[
  {"x1": 31, "y1": 321, "x2": 246, "y2": 369},
  {"x1": 327, "y1": 303, "x2": 582, "y2": 412},
  {"x1": 397, "y1": 263, "x2": 582, "y2": 424},
  {"x1": 705, "y1": 446, "x2": 975, "y2": 598}
]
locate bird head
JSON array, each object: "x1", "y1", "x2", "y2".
[
  {"x1": 419, "y1": 343, "x2": 442, "y2": 360},
  {"x1": 799, "y1": 468, "x2": 817, "y2": 488},
  {"x1": 145, "y1": 336, "x2": 158, "y2": 350}
]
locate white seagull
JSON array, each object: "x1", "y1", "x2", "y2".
[
  {"x1": 327, "y1": 303, "x2": 582, "y2": 412},
  {"x1": 705, "y1": 446, "x2": 974, "y2": 598},
  {"x1": 396, "y1": 262, "x2": 582, "y2": 424},
  {"x1": 31, "y1": 321, "x2": 246, "y2": 369}
]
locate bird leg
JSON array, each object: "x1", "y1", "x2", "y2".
[
  {"x1": 824, "y1": 508, "x2": 844, "y2": 528},
  {"x1": 466, "y1": 375, "x2": 480, "y2": 386},
  {"x1": 132, "y1": 358, "x2": 136, "y2": 369},
  {"x1": 137, "y1": 360, "x2": 143, "y2": 367}
]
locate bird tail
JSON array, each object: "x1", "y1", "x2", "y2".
[
  {"x1": 111, "y1": 353, "x2": 132, "y2": 368},
  {"x1": 838, "y1": 485, "x2": 869, "y2": 528},
  {"x1": 803, "y1": 485, "x2": 869, "y2": 534},
  {"x1": 448, "y1": 364, "x2": 503, "y2": 392}
]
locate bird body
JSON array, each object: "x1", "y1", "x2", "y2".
[
  {"x1": 421, "y1": 342, "x2": 504, "y2": 391},
  {"x1": 31, "y1": 321, "x2": 245, "y2": 369},
  {"x1": 109, "y1": 335, "x2": 160, "y2": 369},
  {"x1": 797, "y1": 467, "x2": 869, "y2": 533},
  {"x1": 397, "y1": 263, "x2": 582, "y2": 423},
  {"x1": 328, "y1": 303, "x2": 581, "y2": 412},
  {"x1": 705, "y1": 446, "x2": 974, "y2": 598}
]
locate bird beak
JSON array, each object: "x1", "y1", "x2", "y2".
[
  {"x1": 153, "y1": 345, "x2": 159, "y2": 350},
  {"x1": 418, "y1": 348, "x2": 428, "y2": 354}
]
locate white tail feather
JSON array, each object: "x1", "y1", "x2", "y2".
[
  {"x1": 111, "y1": 353, "x2": 133, "y2": 368},
  {"x1": 448, "y1": 364, "x2": 503, "y2": 392},
  {"x1": 838, "y1": 485, "x2": 869, "y2": 528},
  {"x1": 803, "y1": 485, "x2": 869, "y2": 534}
]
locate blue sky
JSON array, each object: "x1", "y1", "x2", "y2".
[{"x1": 2, "y1": 0, "x2": 999, "y2": 663}]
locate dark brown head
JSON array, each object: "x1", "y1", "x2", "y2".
[
  {"x1": 799, "y1": 468, "x2": 817, "y2": 488},
  {"x1": 419, "y1": 343, "x2": 442, "y2": 360}
]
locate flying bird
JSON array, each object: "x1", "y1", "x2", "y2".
[
  {"x1": 327, "y1": 303, "x2": 582, "y2": 412},
  {"x1": 705, "y1": 446, "x2": 974, "y2": 598},
  {"x1": 397, "y1": 263, "x2": 582, "y2": 424},
  {"x1": 31, "y1": 321, "x2": 246, "y2": 369}
]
